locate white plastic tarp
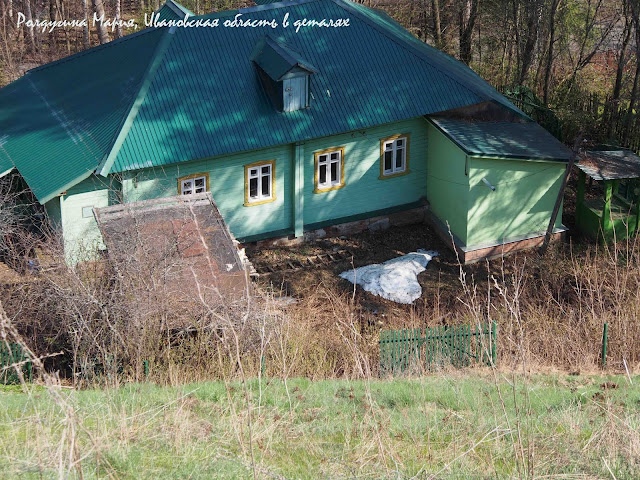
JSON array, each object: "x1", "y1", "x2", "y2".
[{"x1": 339, "y1": 249, "x2": 439, "y2": 304}]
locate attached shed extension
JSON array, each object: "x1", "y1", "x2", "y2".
[{"x1": 426, "y1": 116, "x2": 571, "y2": 262}]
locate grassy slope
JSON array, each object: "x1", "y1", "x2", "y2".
[{"x1": 1, "y1": 373, "x2": 639, "y2": 479}]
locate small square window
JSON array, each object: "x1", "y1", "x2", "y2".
[
  {"x1": 81, "y1": 206, "x2": 93, "y2": 219},
  {"x1": 179, "y1": 174, "x2": 209, "y2": 195}
]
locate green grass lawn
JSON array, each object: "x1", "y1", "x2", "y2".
[{"x1": 0, "y1": 372, "x2": 639, "y2": 479}]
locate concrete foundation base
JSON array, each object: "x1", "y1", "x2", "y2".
[
  {"x1": 424, "y1": 210, "x2": 567, "y2": 264},
  {"x1": 246, "y1": 205, "x2": 567, "y2": 264}
]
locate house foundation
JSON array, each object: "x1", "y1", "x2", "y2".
[{"x1": 246, "y1": 204, "x2": 567, "y2": 264}]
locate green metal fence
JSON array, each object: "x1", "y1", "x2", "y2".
[
  {"x1": 1, "y1": 342, "x2": 32, "y2": 384},
  {"x1": 379, "y1": 321, "x2": 497, "y2": 376}
]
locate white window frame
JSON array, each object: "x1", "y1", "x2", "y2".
[
  {"x1": 381, "y1": 135, "x2": 408, "y2": 177},
  {"x1": 180, "y1": 175, "x2": 207, "y2": 195},
  {"x1": 314, "y1": 147, "x2": 345, "y2": 193},
  {"x1": 245, "y1": 161, "x2": 275, "y2": 205}
]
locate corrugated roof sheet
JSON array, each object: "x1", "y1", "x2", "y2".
[
  {"x1": 428, "y1": 116, "x2": 572, "y2": 161},
  {"x1": 0, "y1": 150, "x2": 12, "y2": 177},
  {"x1": 110, "y1": 0, "x2": 523, "y2": 172},
  {"x1": 1, "y1": 0, "x2": 531, "y2": 198},
  {"x1": 0, "y1": 28, "x2": 166, "y2": 202},
  {"x1": 577, "y1": 149, "x2": 640, "y2": 180}
]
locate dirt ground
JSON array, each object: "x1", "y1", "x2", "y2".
[{"x1": 245, "y1": 180, "x2": 587, "y2": 322}]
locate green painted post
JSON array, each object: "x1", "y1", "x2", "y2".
[
  {"x1": 602, "y1": 180, "x2": 613, "y2": 241},
  {"x1": 576, "y1": 170, "x2": 586, "y2": 206},
  {"x1": 379, "y1": 330, "x2": 384, "y2": 377},
  {"x1": 143, "y1": 360, "x2": 149, "y2": 380},
  {"x1": 448, "y1": 326, "x2": 453, "y2": 366},
  {"x1": 425, "y1": 327, "x2": 430, "y2": 371},
  {"x1": 491, "y1": 321, "x2": 498, "y2": 366},
  {"x1": 601, "y1": 323, "x2": 608, "y2": 368},
  {"x1": 392, "y1": 330, "x2": 397, "y2": 375},
  {"x1": 464, "y1": 325, "x2": 469, "y2": 366},
  {"x1": 403, "y1": 329, "x2": 408, "y2": 373},
  {"x1": 293, "y1": 143, "x2": 305, "y2": 237},
  {"x1": 387, "y1": 331, "x2": 392, "y2": 375}
]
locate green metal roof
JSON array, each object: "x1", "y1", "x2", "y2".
[
  {"x1": 250, "y1": 35, "x2": 318, "y2": 81},
  {"x1": 108, "y1": 0, "x2": 525, "y2": 173},
  {"x1": 0, "y1": 27, "x2": 166, "y2": 203},
  {"x1": 0, "y1": 0, "x2": 533, "y2": 200},
  {"x1": 428, "y1": 116, "x2": 572, "y2": 162},
  {"x1": 0, "y1": 152, "x2": 12, "y2": 178}
]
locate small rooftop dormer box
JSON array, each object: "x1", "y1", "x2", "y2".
[{"x1": 251, "y1": 35, "x2": 318, "y2": 112}]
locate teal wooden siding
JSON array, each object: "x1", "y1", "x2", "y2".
[
  {"x1": 303, "y1": 118, "x2": 429, "y2": 228},
  {"x1": 122, "y1": 144, "x2": 294, "y2": 240},
  {"x1": 59, "y1": 175, "x2": 119, "y2": 263},
  {"x1": 426, "y1": 123, "x2": 469, "y2": 244}
]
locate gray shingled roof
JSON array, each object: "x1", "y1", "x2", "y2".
[
  {"x1": 577, "y1": 149, "x2": 640, "y2": 180},
  {"x1": 428, "y1": 117, "x2": 572, "y2": 162}
]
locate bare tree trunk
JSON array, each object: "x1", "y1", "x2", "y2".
[
  {"x1": 23, "y1": 0, "x2": 36, "y2": 53},
  {"x1": 115, "y1": 0, "x2": 122, "y2": 39},
  {"x1": 432, "y1": 0, "x2": 443, "y2": 49},
  {"x1": 543, "y1": 0, "x2": 561, "y2": 105},
  {"x1": 606, "y1": 1, "x2": 632, "y2": 137},
  {"x1": 518, "y1": 0, "x2": 543, "y2": 85},
  {"x1": 623, "y1": 58, "x2": 640, "y2": 146},
  {"x1": 613, "y1": 3, "x2": 633, "y2": 105},
  {"x1": 458, "y1": 0, "x2": 480, "y2": 64},
  {"x1": 92, "y1": 0, "x2": 110, "y2": 45},
  {"x1": 82, "y1": 0, "x2": 89, "y2": 48},
  {"x1": 512, "y1": 0, "x2": 520, "y2": 76}
]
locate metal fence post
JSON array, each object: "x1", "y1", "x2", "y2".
[
  {"x1": 491, "y1": 321, "x2": 497, "y2": 366},
  {"x1": 601, "y1": 323, "x2": 608, "y2": 368}
]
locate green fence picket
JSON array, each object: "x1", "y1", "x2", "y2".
[{"x1": 379, "y1": 321, "x2": 498, "y2": 377}]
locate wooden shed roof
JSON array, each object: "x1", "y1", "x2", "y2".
[{"x1": 577, "y1": 149, "x2": 640, "y2": 181}]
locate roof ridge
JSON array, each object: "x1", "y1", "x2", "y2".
[
  {"x1": 97, "y1": 28, "x2": 176, "y2": 176},
  {"x1": 27, "y1": 27, "x2": 163, "y2": 76},
  {"x1": 164, "y1": 0, "x2": 194, "y2": 17},
  {"x1": 330, "y1": 0, "x2": 522, "y2": 116},
  {"x1": 193, "y1": 0, "x2": 319, "y2": 20}
]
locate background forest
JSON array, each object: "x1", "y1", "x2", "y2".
[{"x1": 2, "y1": 0, "x2": 640, "y2": 148}]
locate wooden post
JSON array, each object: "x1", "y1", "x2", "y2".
[
  {"x1": 542, "y1": 136, "x2": 582, "y2": 252},
  {"x1": 491, "y1": 321, "x2": 497, "y2": 366},
  {"x1": 293, "y1": 143, "x2": 305, "y2": 238},
  {"x1": 602, "y1": 180, "x2": 613, "y2": 241},
  {"x1": 577, "y1": 169, "x2": 586, "y2": 206}
]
